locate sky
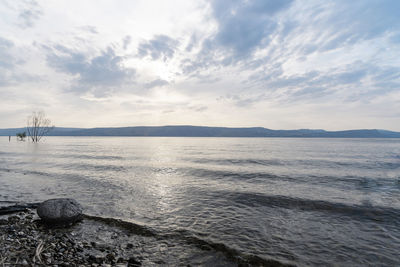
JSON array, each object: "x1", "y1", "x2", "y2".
[{"x1": 0, "y1": 0, "x2": 399, "y2": 130}]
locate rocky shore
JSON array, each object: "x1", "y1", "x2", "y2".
[
  {"x1": 0, "y1": 202, "x2": 293, "y2": 267},
  {"x1": 0, "y1": 209, "x2": 142, "y2": 266}
]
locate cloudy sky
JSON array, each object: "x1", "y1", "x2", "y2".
[{"x1": 0, "y1": 0, "x2": 399, "y2": 130}]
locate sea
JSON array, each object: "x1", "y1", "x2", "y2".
[{"x1": 0, "y1": 137, "x2": 399, "y2": 266}]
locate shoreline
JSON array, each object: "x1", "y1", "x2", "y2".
[{"x1": 0, "y1": 208, "x2": 293, "y2": 267}]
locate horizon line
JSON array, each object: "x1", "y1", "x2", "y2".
[{"x1": 0, "y1": 125, "x2": 399, "y2": 133}]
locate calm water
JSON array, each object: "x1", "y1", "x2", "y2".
[{"x1": 1, "y1": 137, "x2": 400, "y2": 266}]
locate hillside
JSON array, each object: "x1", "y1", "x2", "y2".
[{"x1": 1, "y1": 126, "x2": 400, "y2": 138}]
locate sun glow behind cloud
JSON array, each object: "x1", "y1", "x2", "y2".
[{"x1": 0, "y1": 0, "x2": 399, "y2": 130}]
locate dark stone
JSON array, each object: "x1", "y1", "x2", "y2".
[
  {"x1": 128, "y1": 256, "x2": 141, "y2": 266},
  {"x1": 106, "y1": 253, "x2": 116, "y2": 262},
  {"x1": 7, "y1": 216, "x2": 20, "y2": 223},
  {"x1": 37, "y1": 198, "x2": 83, "y2": 224},
  {"x1": 88, "y1": 254, "x2": 97, "y2": 262},
  {"x1": 91, "y1": 254, "x2": 105, "y2": 264}
]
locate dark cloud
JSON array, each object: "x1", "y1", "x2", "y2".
[
  {"x1": 180, "y1": 0, "x2": 293, "y2": 74},
  {"x1": 18, "y1": 0, "x2": 43, "y2": 28},
  {"x1": 138, "y1": 35, "x2": 179, "y2": 61},
  {"x1": 46, "y1": 45, "x2": 135, "y2": 97},
  {"x1": 211, "y1": 0, "x2": 292, "y2": 57},
  {"x1": 144, "y1": 79, "x2": 169, "y2": 89}
]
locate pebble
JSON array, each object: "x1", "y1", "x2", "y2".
[
  {"x1": 8, "y1": 215, "x2": 20, "y2": 223},
  {"x1": 128, "y1": 256, "x2": 141, "y2": 266},
  {"x1": 43, "y1": 252, "x2": 52, "y2": 258},
  {"x1": 0, "y1": 209, "x2": 142, "y2": 266}
]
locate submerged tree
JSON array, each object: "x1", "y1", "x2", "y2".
[
  {"x1": 16, "y1": 132, "x2": 26, "y2": 141},
  {"x1": 26, "y1": 111, "x2": 54, "y2": 142}
]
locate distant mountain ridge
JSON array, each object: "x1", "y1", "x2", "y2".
[{"x1": 1, "y1": 126, "x2": 400, "y2": 138}]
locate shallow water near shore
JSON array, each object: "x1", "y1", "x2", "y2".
[{"x1": 1, "y1": 137, "x2": 400, "y2": 266}]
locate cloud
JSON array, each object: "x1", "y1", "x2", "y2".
[
  {"x1": 123, "y1": 35, "x2": 131, "y2": 50},
  {"x1": 180, "y1": 0, "x2": 400, "y2": 107},
  {"x1": 217, "y1": 93, "x2": 267, "y2": 107},
  {"x1": 17, "y1": 0, "x2": 43, "y2": 28},
  {"x1": 270, "y1": 0, "x2": 400, "y2": 64},
  {"x1": 291, "y1": 86, "x2": 329, "y2": 99},
  {"x1": 79, "y1": 25, "x2": 98, "y2": 34},
  {"x1": 137, "y1": 35, "x2": 179, "y2": 61},
  {"x1": 211, "y1": 0, "x2": 293, "y2": 56},
  {"x1": 188, "y1": 105, "x2": 208, "y2": 112},
  {"x1": 144, "y1": 79, "x2": 169, "y2": 89},
  {"x1": 0, "y1": 36, "x2": 37, "y2": 86},
  {"x1": 0, "y1": 37, "x2": 15, "y2": 69},
  {"x1": 46, "y1": 45, "x2": 136, "y2": 97},
  {"x1": 180, "y1": 0, "x2": 294, "y2": 74}
]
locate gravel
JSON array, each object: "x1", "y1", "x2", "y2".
[{"x1": 0, "y1": 209, "x2": 141, "y2": 266}]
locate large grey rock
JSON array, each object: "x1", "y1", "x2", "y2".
[{"x1": 37, "y1": 198, "x2": 83, "y2": 224}]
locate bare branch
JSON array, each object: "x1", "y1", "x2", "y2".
[{"x1": 26, "y1": 111, "x2": 54, "y2": 142}]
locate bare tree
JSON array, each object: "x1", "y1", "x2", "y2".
[{"x1": 26, "y1": 111, "x2": 54, "y2": 142}]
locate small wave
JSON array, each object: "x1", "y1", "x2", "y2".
[
  {"x1": 294, "y1": 158, "x2": 400, "y2": 171},
  {"x1": 185, "y1": 167, "x2": 400, "y2": 194},
  {"x1": 6, "y1": 168, "x2": 127, "y2": 192},
  {"x1": 186, "y1": 168, "x2": 292, "y2": 182},
  {"x1": 169, "y1": 228, "x2": 295, "y2": 267},
  {"x1": 83, "y1": 214, "x2": 294, "y2": 267},
  {"x1": 308, "y1": 175, "x2": 400, "y2": 192},
  {"x1": 188, "y1": 157, "x2": 284, "y2": 167},
  {"x1": 48, "y1": 153, "x2": 124, "y2": 160},
  {"x1": 83, "y1": 214, "x2": 155, "y2": 237},
  {"x1": 224, "y1": 192, "x2": 400, "y2": 223},
  {"x1": 71, "y1": 163, "x2": 126, "y2": 172}
]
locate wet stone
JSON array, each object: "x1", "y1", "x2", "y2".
[
  {"x1": 8, "y1": 216, "x2": 20, "y2": 223},
  {"x1": 37, "y1": 198, "x2": 83, "y2": 225},
  {"x1": 128, "y1": 256, "x2": 141, "y2": 266}
]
